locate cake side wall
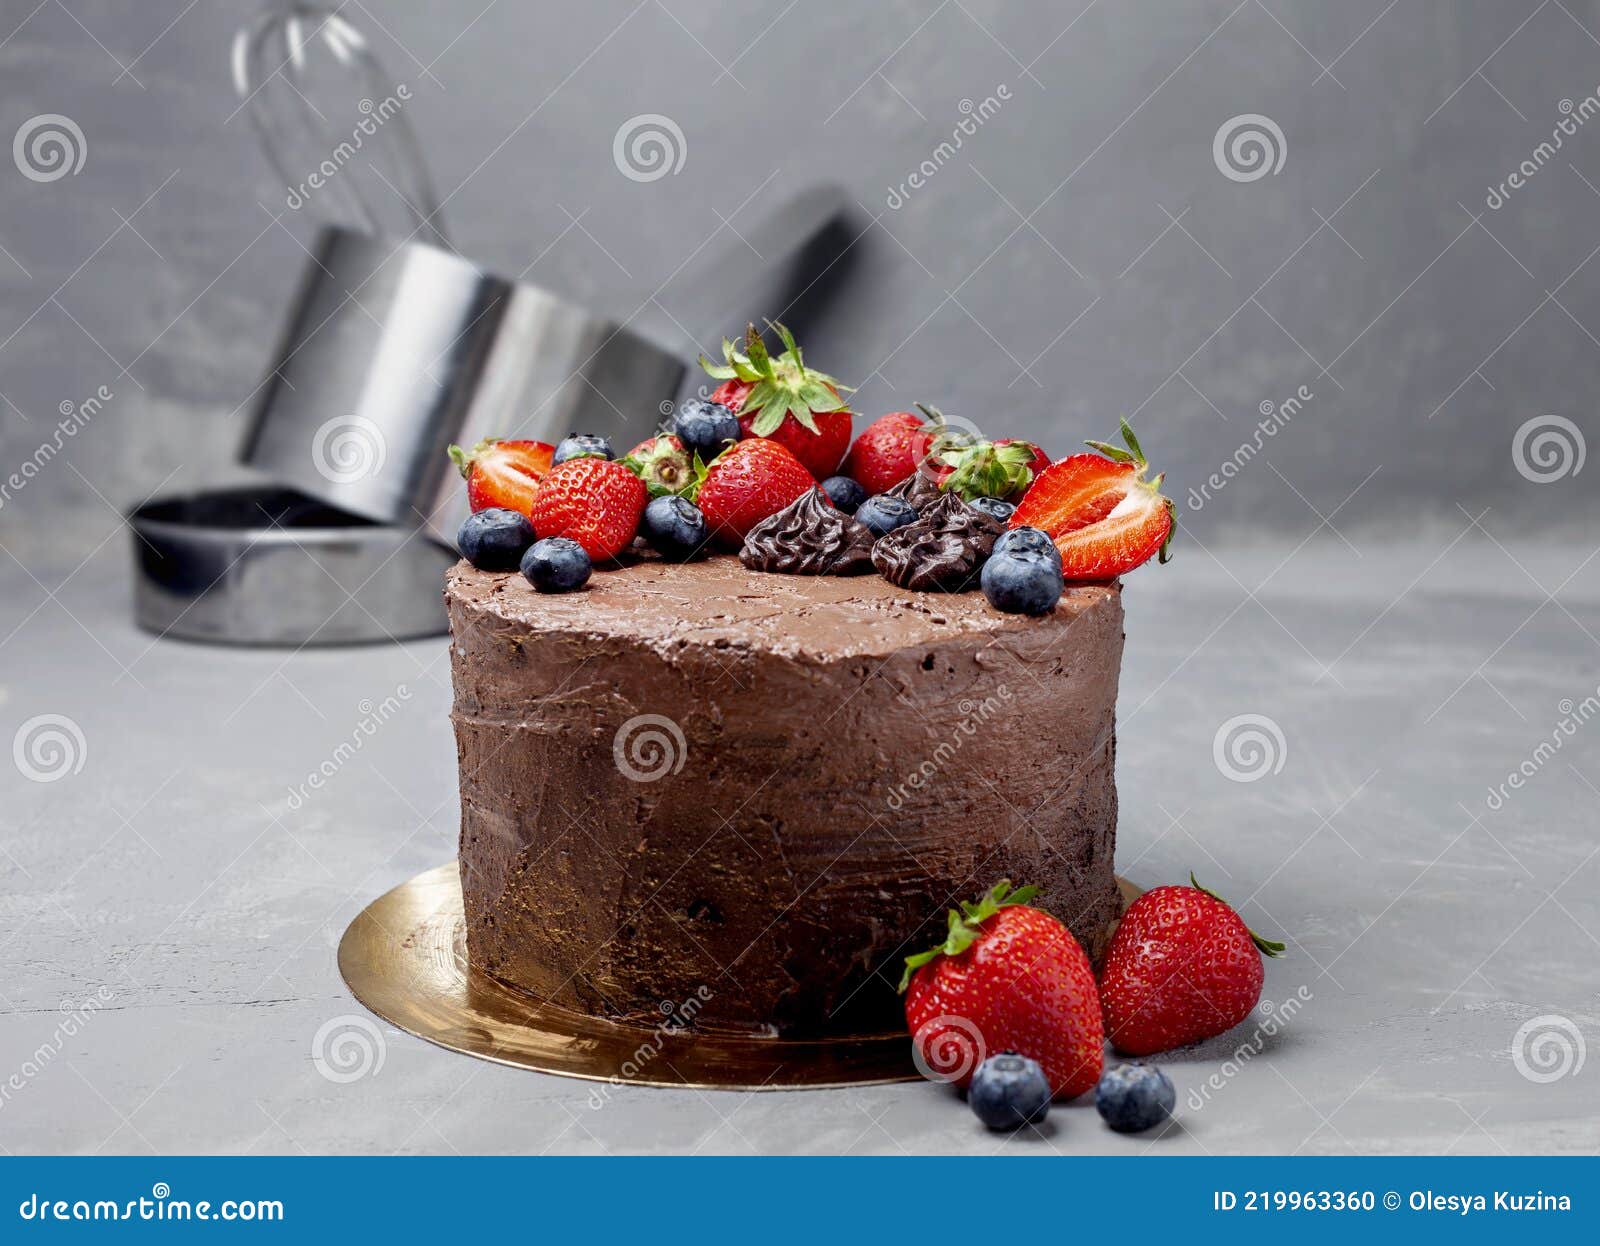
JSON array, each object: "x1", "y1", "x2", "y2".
[{"x1": 449, "y1": 582, "x2": 1124, "y2": 1035}]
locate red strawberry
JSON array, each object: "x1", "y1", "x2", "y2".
[
  {"x1": 701, "y1": 322, "x2": 853, "y2": 478},
  {"x1": 901, "y1": 881, "x2": 1104, "y2": 1100},
  {"x1": 692, "y1": 438, "x2": 814, "y2": 545},
  {"x1": 527, "y1": 457, "x2": 645, "y2": 561},
  {"x1": 622, "y1": 434, "x2": 695, "y2": 498},
  {"x1": 1100, "y1": 874, "x2": 1285, "y2": 1057},
  {"x1": 1010, "y1": 419, "x2": 1174, "y2": 580},
  {"x1": 841, "y1": 411, "x2": 937, "y2": 494},
  {"x1": 447, "y1": 438, "x2": 555, "y2": 519}
]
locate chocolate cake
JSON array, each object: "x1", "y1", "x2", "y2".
[{"x1": 447, "y1": 556, "x2": 1124, "y2": 1036}]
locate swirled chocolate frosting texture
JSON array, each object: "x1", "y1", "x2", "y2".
[
  {"x1": 871, "y1": 491, "x2": 1004, "y2": 591},
  {"x1": 884, "y1": 470, "x2": 944, "y2": 511},
  {"x1": 740, "y1": 488, "x2": 877, "y2": 575}
]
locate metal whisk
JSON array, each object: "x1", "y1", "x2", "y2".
[{"x1": 231, "y1": 3, "x2": 450, "y2": 250}]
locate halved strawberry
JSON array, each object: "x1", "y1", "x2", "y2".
[
  {"x1": 1009, "y1": 419, "x2": 1174, "y2": 580},
  {"x1": 447, "y1": 438, "x2": 555, "y2": 519},
  {"x1": 701, "y1": 322, "x2": 854, "y2": 478}
]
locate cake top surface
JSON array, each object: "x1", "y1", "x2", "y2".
[{"x1": 447, "y1": 557, "x2": 1119, "y2": 662}]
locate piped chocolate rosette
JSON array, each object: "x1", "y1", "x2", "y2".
[{"x1": 739, "y1": 487, "x2": 876, "y2": 575}]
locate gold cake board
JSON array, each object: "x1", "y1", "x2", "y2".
[{"x1": 338, "y1": 862, "x2": 1142, "y2": 1091}]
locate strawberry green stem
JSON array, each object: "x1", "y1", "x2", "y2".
[{"x1": 897, "y1": 879, "x2": 1040, "y2": 992}]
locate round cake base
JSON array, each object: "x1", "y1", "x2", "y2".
[{"x1": 338, "y1": 862, "x2": 1142, "y2": 1091}]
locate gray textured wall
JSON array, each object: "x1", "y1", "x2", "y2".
[{"x1": 1, "y1": 0, "x2": 1595, "y2": 561}]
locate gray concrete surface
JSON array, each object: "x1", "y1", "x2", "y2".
[
  {"x1": 3, "y1": 0, "x2": 1600, "y2": 562},
  {"x1": 1, "y1": 533, "x2": 1596, "y2": 1155}
]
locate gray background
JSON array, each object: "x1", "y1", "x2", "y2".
[{"x1": 1, "y1": 1, "x2": 1597, "y2": 1157}]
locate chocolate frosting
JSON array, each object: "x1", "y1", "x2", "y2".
[
  {"x1": 739, "y1": 487, "x2": 876, "y2": 576},
  {"x1": 871, "y1": 491, "x2": 1005, "y2": 592},
  {"x1": 885, "y1": 471, "x2": 944, "y2": 510},
  {"x1": 447, "y1": 557, "x2": 1124, "y2": 1035}
]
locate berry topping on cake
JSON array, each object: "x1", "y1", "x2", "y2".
[
  {"x1": 552, "y1": 433, "x2": 615, "y2": 465},
  {"x1": 700, "y1": 322, "x2": 854, "y2": 478},
  {"x1": 981, "y1": 550, "x2": 1062, "y2": 615},
  {"x1": 671, "y1": 399, "x2": 742, "y2": 463},
  {"x1": 902, "y1": 880, "x2": 1105, "y2": 1099},
  {"x1": 993, "y1": 525, "x2": 1061, "y2": 567},
  {"x1": 456, "y1": 507, "x2": 535, "y2": 571},
  {"x1": 691, "y1": 437, "x2": 815, "y2": 546},
  {"x1": 1095, "y1": 1064, "x2": 1176, "y2": 1133},
  {"x1": 918, "y1": 404, "x2": 1048, "y2": 502},
  {"x1": 739, "y1": 487, "x2": 876, "y2": 576},
  {"x1": 1010, "y1": 419, "x2": 1175, "y2": 580},
  {"x1": 520, "y1": 536, "x2": 591, "y2": 593},
  {"x1": 623, "y1": 434, "x2": 696, "y2": 498},
  {"x1": 1100, "y1": 874, "x2": 1284, "y2": 1056},
  {"x1": 854, "y1": 493, "x2": 919, "y2": 538},
  {"x1": 968, "y1": 496, "x2": 1016, "y2": 523},
  {"x1": 527, "y1": 457, "x2": 646, "y2": 562},
  {"x1": 639, "y1": 495, "x2": 709, "y2": 562},
  {"x1": 969, "y1": 1053, "x2": 1052, "y2": 1131},
  {"x1": 841, "y1": 410, "x2": 939, "y2": 494},
  {"x1": 447, "y1": 437, "x2": 555, "y2": 519},
  {"x1": 818, "y1": 474, "x2": 868, "y2": 514},
  {"x1": 871, "y1": 491, "x2": 1004, "y2": 592}
]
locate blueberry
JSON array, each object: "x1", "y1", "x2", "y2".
[
  {"x1": 993, "y1": 525, "x2": 1061, "y2": 568},
  {"x1": 520, "y1": 537, "x2": 592, "y2": 592},
  {"x1": 457, "y1": 508, "x2": 535, "y2": 571},
  {"x1": 968, "y1": 496, "x2": 1016, "y2": 523},
  {"x1": 1095, "y1": 1064, "x2": 1175, "y2": 1134},
  {"x1": 552, "y1": 433, "x2": 614, "y2": 465},
  {"x1": 855, "y1": 494, "x2": 919, "y2": 537},
  {"x1": 981, "y1": 552, "x2": 1062, "y2": 615},
  {"x1": 969, "y1": 1053, "x2": 1051, "y2": 1131},
  {"x1": 819, "y1": 475, "x2": 868, "y2": 514},
  {"x1": 640, "y1": 495, "x2": 708, "y2": 561},
  {"x1": 673, "y1": 399, "x2": 741, "y2": 462}
]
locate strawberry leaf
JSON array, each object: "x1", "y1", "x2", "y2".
[{"x1": 898, "y1": 879, "x2": 1041, "y2": 991}]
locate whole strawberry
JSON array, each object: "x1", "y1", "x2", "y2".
[
  {"x1": 622, "y1": 434, "x2": 695, "y2": 498},
  {"x1": 901, "y1": 881, "x2": 1104, "y2": 1100},
  {"x1": 1100, "y1": 874, "x2": 1284, "y2": 1056},
  {"x1": 915, "y1": 404, "x2": 1047, "y2": 502},
  {"x1": 692, "y1": 438, "x2": 814, "y2": 546},
  {"x1": 701, "y1": 322, "x2": 853, "y2": 478},
  {"x1": 447, "y1": 438, "x2": 555, "y2": 519},
  {"x1": 527, "y1": 457, "x2": 645, "y2": 562},
  {"x1": 841, "y1": 411, "x2": 937, "y2": 494}
]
